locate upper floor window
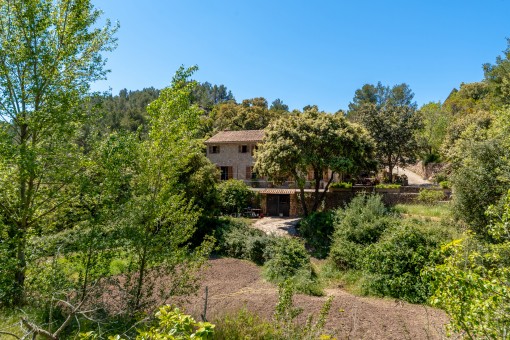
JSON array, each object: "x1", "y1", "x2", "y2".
[
  {"x1": 239, "y1": 145, "x2": 248, "y2": 153},
  {"x1": 209, "y1": 145, "x2": 220, "y2": 154}
]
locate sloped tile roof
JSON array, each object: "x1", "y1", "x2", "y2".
[
  {"x1": 205, "y1": 130, "x2": 265, "y2": 143},
  {"x1": 258, "y1": 189, "x2": 296, "y2": 195}
]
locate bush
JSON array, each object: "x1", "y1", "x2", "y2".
[
  {"x1": 217, "y1": 179, "x2": 254, "y2": 215},
  {"x1": 329, "y1": 181, "x2": 352, "y2": 189},
  {"x1": 360, "y1": 222, "x2": 448, "y2": 303},
  {"x1": 297, "y1": 211, "x2": 334, "y2": 259},
  {"x1": 214, "y1": 217, "x2": 274, "y2": 265},
  {"x1": 328, "y1": 194, "x2": 391, "y2": 270},
  {"x1": 264, "y1": 237, "x2": 322, "y2": 295},
  {"x1": 417, "y1": 189, "x2": 445, "y2": 204},
  {"x1": 375, "y1": 183, "x2": 401, "y2": 189},
  {"x1": 439, "y1": 180, "x2": 450, "y2": 189}
]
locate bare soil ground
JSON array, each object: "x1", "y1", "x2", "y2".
[{"x1": 180, "y1": 258, "x2": 449, "y2": 339}]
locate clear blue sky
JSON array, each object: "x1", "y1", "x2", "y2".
[{"x1": 91, "y1": 0, "x2": 510, "y2": 113}]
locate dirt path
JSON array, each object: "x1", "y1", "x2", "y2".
[
  {"x1": 396, "y1": 166, "x2": 432, "y2": 186},
  {"x1": 252, "y1": 217, "x2": 301, "y2": 237},
  {"x1": 181, "y1": 258, "x2": 449, "y2": 339}
]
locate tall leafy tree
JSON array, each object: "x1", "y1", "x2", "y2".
[
  {"x1": 416, "y1": 102, "x2": 450, "y2": 162},
  {"x1": 212, "y1": 97, "x2": 279, "y2": 131},
  {"x1": 191, "y1": 81, "x2": 234, "y2": 112},
  {"x1": 255, "y1": 108, "x2": 375, "y2": 216},
  {"x1": 347, "y1": 82, "x2": 416, "y2": 121},
  {"x1": 0, "y1": 0, "x2": 117, "y2": 305},
  {"x1": 483, "y1": 38, "x2": 510, "y2": 105},
  {"x1": 116, "y1": 66, "x2": 213, "y2": 314},
  {"x1": 357, "y1": 103, "x2": 421, "y2": 182},
  {"x1": 270, "y1": 98, "x2": 289, "y2": 112}
]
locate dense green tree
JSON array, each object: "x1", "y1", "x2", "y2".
[
  {"x1": 0, "y1": 0, "x2": 117, "y2": 305},
  {"x1": 191, "y1": 81, "x2": 234, "y2": 112},
  {"x1": 357, "y1": 103, "x2": 422, "y2": 182},
  {"x1": 96, "y1": 87, "x2": 160, "y2": 134},
  {"x1": 255, "y1": 108, "x2": 375, "y2": 216},
  {"x1": 416, "y1": 102, "x2": 450, "y2": 163},
  {"x1": 270, "y1": 98, "x2": 289, "y2": 112},
  {"x1": 429, "y1": 191, "x2": 510, "y2": 339},
  {"x1": 115, "y1": 66, "x2": 214, "y2": 314},
  {"x1": 442, "y1": 82, "x2": 491, "y2": 116},
  {"x1": 483, "y1": 38, "x2": 510, "y2": 105},
  {"x1": 347, "y1": 82, "x2": 416, "y2": 121},
  {"x1": 448, "y1": 108, "x2": 510, "y2": 234},
  {"x1": 217, "y1": 179, "x2": 254, "y2": 215},
  {"x1": 212, "y1": 97, "x2": 278, "y2": 131}
]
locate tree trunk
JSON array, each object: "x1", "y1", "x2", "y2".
[
  {"x1": 133, "y1": 240, "x2": 148, "y2": 313},
  {"x1": 388, "y1": 156, "x2": 394, "y2": 183},
  {"x1": 298, "y1": 187, "x2": 308, "y2": 217}
]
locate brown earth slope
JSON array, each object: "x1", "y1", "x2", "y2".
[{"x1": 180, "y1": 258, "x2": 449, "y2": 339}]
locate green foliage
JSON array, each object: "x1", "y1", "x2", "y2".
[
  {"x1": 357, "y1": 103, "x2": 421, "y2": 182},
  {"x1": 393, "y1": 203, "x2": 451, "y2": 220},
  {"x1": 428, "y1": 191, "x2": 510, "y2": 339},
  {"x1": 191, "y1": 81, "x2": 234, "y2": 113},
  {"x1": 375, "y1": 183, "x2": 401, "y2": 189},
  {"x1": 212, "y1": 97, "x2": 276, "y2": 131},
  {"x1": 439, "y1": 180, "x2": 450, "y2": 189},
  {"x1": 214, "y1": 217, "x2": 274, "y2": 265},
  {"x1": 264, "y1": 238, "x2": 322, "y2": 296},
  {"x1": 483, "y1": 38, "x2": 510, "y2": 105},
  {"x1": 138, "y1": 306, "x2": 215, "y2": 339},
  {"x1": 347, "y1": 82, "x2": 417, "y2": 120},
  {"x1": 416, "y1": 102, "x2": 450, "y2": 162},
  {"x1": 273, "y1": 281, "x2": 333, "y2": 339},
  {"x1": 0, "y1": 0, "x2": 118, "y2": 306},
  {"x1": 328, "y1": 195, "x2": 390, "y2": 270},
  {"x1": 264, "y1": 237, "x2": 310, "y2": 281},
  {"x1": 217, "y1": 180, "x2": 254, "y2": 215},
  {"x1": 361, "y1": 222, "x2": 448, "y2": 303},
  {"x1": 214, "y1": 282, "x2": 333, "y2": 340},
  {"x1": 417, "y1": 189, "x2": 445, "y2": 205},
  {"x1": 329, "y1": 182, "x2": 352, "y2": 189},
  {"x1": 328, "y1": 195, "x2": 454, "y2": 302},
  {"x1": 450, "y1": 136, "x2": 510, "y2": 235},
  {"x1": 255, "y1": 107, "x2": 375, "y2": 215},
  {"x1": 81, "y1": 306, "x2": 215, "y2": 340},
  {"x1": 298, "y1": 211, "x2": 335, "y2": 259},
  {"x1": 213, "y1": 308, "x2": 277, "y2": 339}
]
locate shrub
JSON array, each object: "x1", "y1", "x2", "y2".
[
  {"x1": 360, "y1": 222, "x2": 448, "y2": 303},
  {"x1": 214, "y1": 217, "x2": 274, "y2": 265},
  {"x1": 264, "y1": 237, "x2": 322, "y2": 295},
  {"x1": 417, "y1": 189, "x2": 445, "y2": 204},
  {"x1": 297, "y1": 211, "x2": 334, "y2": 259},
  {"x1": 264, "y1": 238, "x2": 310, "y2": 281},
  {"x1": 217, "y1": 179, "x2": 254, "y2": 215},
  {"x1": 328, "y1": 194, "x2": 391, "y2": 270},
  {"x1": 329, "y1": 181, "x2": 352, "y2": 189},
  {"x1": 375, "y1": 183, "x2": 401, "y2": 189},
  {"x1": 439, "y1": 180, "x2": 450, "y2": 189}
]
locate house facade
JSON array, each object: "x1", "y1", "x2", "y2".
[
  {"x1": 204, "y1": 130, "x2": 263, "y2": 183},
  {"x1": 205, "y1": 129, "x2": 322, "y2": 217}
]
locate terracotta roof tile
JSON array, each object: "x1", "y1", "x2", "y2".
[
  {"x1": 258, "y1": 189, "x2": 296, "y2": 194},
  {"x1": 205, "y1": 130, "x2": 264, "y2": 143}
]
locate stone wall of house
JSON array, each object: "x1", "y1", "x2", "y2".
[{"x1": 206, "y1": 143, "x2": 257, "y2": 180}]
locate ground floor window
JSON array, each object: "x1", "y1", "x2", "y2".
[{"x1": 220, "y1": 166, "x2": 232, "y2": 180}]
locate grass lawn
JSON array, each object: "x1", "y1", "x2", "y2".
[{"x1": 393, "y1": 202, "x2": 451, "y2": 221}]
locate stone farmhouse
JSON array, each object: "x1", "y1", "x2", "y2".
[{"x1": 205, "y1": 130, "x2": 331, "y2": 217}]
